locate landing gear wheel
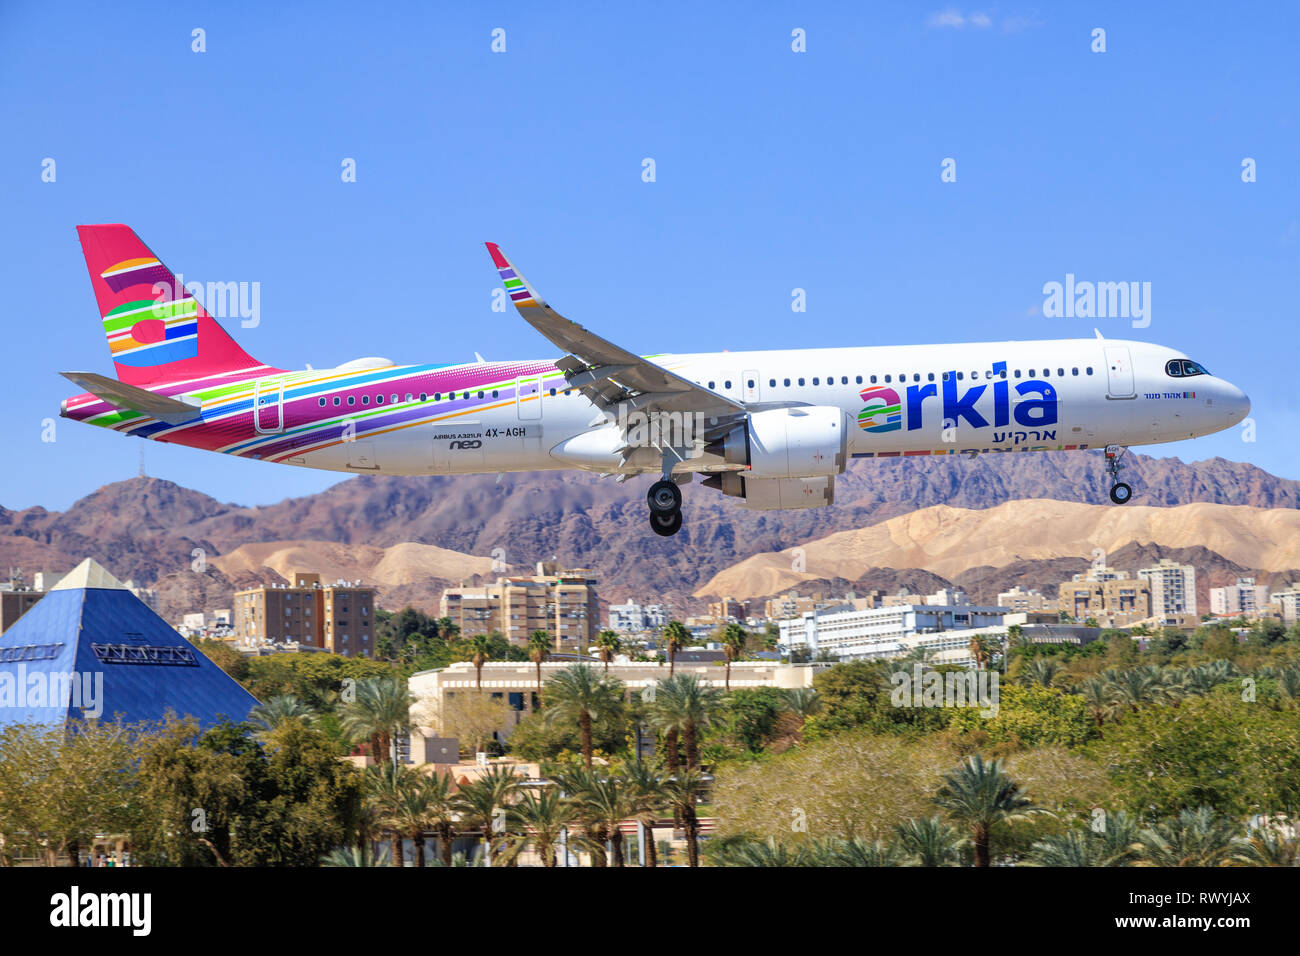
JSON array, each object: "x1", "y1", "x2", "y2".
[
  {"x1": 1109, "y1": 482, "x2": 1132, "y2": 505},
  {"x1": 650, "y1": 509, "x2": 683, "y2": 537},
  {"x1": 647, "y1": 479, "x2": 683, "y2": 515}
]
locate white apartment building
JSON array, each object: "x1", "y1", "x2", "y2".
[
  {"x1": 1209, "y1": 578, "x2": 1270, "y2": 617},
  {"x1": 607, "y1": 601, "x2": 668, "y2": 633},
  {"x1": 1138, "y1": 560, "x2": 1198, "y2": 617}
]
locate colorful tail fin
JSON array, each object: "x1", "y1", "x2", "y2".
[{"x1": 76, "y1": 224, "x2": 267, "y2": 387}]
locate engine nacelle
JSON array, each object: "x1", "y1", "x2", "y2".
[
  {"x1": 706, "y1": 406, "x2": 847, "y2": 479},
  {"x1": 701, "y1": 472, "x2": 835, "y2": 510}
]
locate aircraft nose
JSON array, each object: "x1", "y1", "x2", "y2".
[{"x1": 1221, "y1": 380, "x2": 1250, "y2": 425}]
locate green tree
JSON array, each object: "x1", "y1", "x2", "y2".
[
  {"x1": 662, "y1": 769, "x2": 709, "y2": 868},
  {"x1": 527, "y1": 630, "x2": 551, "y2": 702},
  {"x1": 650, "y1": 673, "x2": 721, "y2": 770},
  {"x1": 1134, "y1": 807, "x2": 1249, "y2": 867},
  {"x1": 543, "y1": 664, "x2": 625, "y2": 768},
  {"x1": 720, "y1": 622, "x2": 748, "y2": 690},
  {"x1": 506, "y1": 787, "x2": 573, "y2": 866},
  {"x1": 933, "y1": 755, "x2": 1037, "y2": 868},
  {"x1": 451, "y1": 764, "x2": 524, "y2": 865},
  {"x1": 662, "y1": 620, "x2": 689, "y2": 676},
  {"x1": 894, "y1": 816, "x2": 965, "y2": 866},
  {"x1": 595, "y1": 630, "x2": 622, "y2": 672},
  {"x1": 340, "y1": 676, "x2": 411, "y2": 768}
]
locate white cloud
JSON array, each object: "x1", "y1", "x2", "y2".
[{"x1": 927, "y1": 8, "x2": 993, "y2": 29}]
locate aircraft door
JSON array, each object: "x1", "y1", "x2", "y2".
[
  {"x1": 254, "y1": 379, "x2": 283, "y2": 433},
  {"x1": 517, "y1": 375, "x2": 542, "y2": 420},
  {"x1": 1104, "y1": 346, "x2": 1136, "y2": 399}
]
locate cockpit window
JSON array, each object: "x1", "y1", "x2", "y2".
[{"x1": 1165, "y1": 359, "x2": 1209, "y2": 378}]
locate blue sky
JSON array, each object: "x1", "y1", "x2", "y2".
[{"x1": 2, "y1": 2, "x2": 1297, "y2": 511}]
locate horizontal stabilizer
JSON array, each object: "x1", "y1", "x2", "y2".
[{"x1": 60, "y1": 371, "x2": 201, "y2": 424}]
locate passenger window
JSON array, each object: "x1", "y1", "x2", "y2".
[
  {"x1": 798, "y1": 378, "x2": 805, "y2": 386},
  {"x1": 1071, "y1": 368, "x2": 1079, "y2": 376},
  {"x1": 784, "y1": 378, "x2": 791, "y2": 387},
  {"x1": 318, "y1": 398, "x2": 325, "y2": 407},
  {"x1": 1057, "y1": 368, "x2": 1065, "y2": 377},
  {"x1": 725, "y1": 380, "x2": 732, "y2": 389},
  {"x1": 419, "y1": 393, "x2": 427, "y2": 401},
  {"x1": 747, "y1": 379, "x2": 755, "y2": 388},
  {"x1": 332, "y1": 396, "x2": 341, "y2": 406},
  {"x1": 347, "y1": 396, "x2": 355, "y2": 405},
  {"x1": 856, "y1": 376, "x2": 863, "y2": 384},
  {"x1": 477, "y1": 391, "x2": 484, "y2": 399},
  {"x1": 812, "y1": 377, "x2": 820, "y2": 385},
  {"x1": 362, "y1": 395, "x2": 370, "y2": 405},
  {"x1": 870, "y1": 375, "x2": 877, "y2": 384},
  {"x1": 999, "y1": 370, "x2": 1007, "y2": 379},
  {"x1": 708, "y1": 381, "x2": 715, "y2": 389},
  {"x1": 1086, "y1": 367, "x2": 1093, "y2": 375},
  {"x1": 927, "y1": 372, "x2": 935, "y2": 382},
  {"x1": 492, "y1": 390, "x2": 498, "y2": 397},
  {"x1": 841, "y1": 376, "x2": 848, "y2": 385},
  {"x1": 549, "y1": 388, "x2": 556, "y2": 396},
  {"x1": 376, "y1": 394, "x2": 385, "y2": 405},
  {"x1": 1014, "y1": 369, "x2": 1021, "y2": 378},
  {"x1": 957, "y1": 372, "x2": 963, "y2": 381},
  {"x1": 407, "y1": 393, "x2": 415, "y2": 402},
  {"x1": 391, "y1": 394, "x2": 399, "y2": 403},
  {"x1": 433, "y1": 393, "x2": 440, "y2": 401},
  {"x1": 768, "y1": 379, "x2": 775, "y2": 388},
  {"x1": 884, "y1": 375, "x2": 891, "y2": 383}
]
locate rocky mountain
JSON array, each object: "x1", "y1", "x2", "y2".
[{"x1": 2, "y1": 449, "x2": 1297, "y2": 622}]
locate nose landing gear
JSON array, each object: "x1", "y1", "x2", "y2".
[
  {"x1": 647, "y1": 478, "x2": 684, "y2": 537},
  {"x1": 1105, "y1": 445, "x2": 1132, "y2": 504}
]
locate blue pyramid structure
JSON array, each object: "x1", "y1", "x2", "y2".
[{"x1": 0, "y1": 559, "x2": 259, "y2": 728}]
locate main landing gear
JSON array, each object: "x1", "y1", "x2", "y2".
[
  {"x1": 647, "y1": 478, "x2": 684, "y2": 537},
  {"x1": 1105, "y1": 445, "x2": 1132, "y2": 505}
]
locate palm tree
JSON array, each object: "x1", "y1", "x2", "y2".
[
  {"x1": 785, "y1": 687, "x2": 823, "y2": 720},
  {"x1": 661, "y1": 769, "x2": 708, "y2": 867},
  {"x1": 542, "y1": 664, "x2": 625, "y2": 768},
  {"x1": 967, "y1": 633, "x2": 998, "y2": 669},
  {"x1": 364, "y1": 763, "x2": 412, "y2": 866},
  {"x1": 1029, "y1": 813, "x2": 1137, "y2": 866},
  {"x1": 622, "y1": 760, "x2": 669, "y2": 867},
  {"x1": 422, "y1": 771, "x2": 458, "y2": 867},
  {"x1": 322, "y1": 845, "x2": 390, "y2": 867},
  {"x1": 1241, "y1": 823, "x2": 1300, "y2": 866},
  {"x1": 1019, "y1": 658, "x2": 1059, "y2": 688},
  {"x1": 827, "y1": 837, "x2": 908, "y2": 867},
  {"x1": 1080, "y1": 677, "x2": 1115, "y2": 730},
  {"x1": 451, "y1": 763, "x2": 524, "y2": 865},
  {"x1": 248, "y1": 695, "x2": 316, "y2": 737},
  {"x1": 469, "y1": 634, "x2": 493, "y2": 691},
  {"x1": 1134, "y1": 807, "x2": 1249, "y2": 867},
  {"x1": 595, "y1": 630, "x2": 622, "y2": 672},
  {"x1": 527, "y1": 630, "x2": 551, "y2": 703},
  {"x1": 720, "y1": 622, "x2": 748, "y2": 690},
  {"x1": 383, "y1": 775, "x2": 439, "y2": 867},
  {"x1": 342, "y1": 677, "x2": 411, "y2": 769},
  {"x1": 662, "y1": 620, "x2": 689, "y2": 676},
  {"x1": 507, "y1": 788, "x2": 573, "y2": 866},
  {"x1": 1107, "y1": 665, "x2": 1169, "y2": 715},
  {"x1": 650, "y1": 673, "x2": 721, "y2": 771},
  {"x1": 894, "y1": 816, "x2": 965, "y2": 866},
  {"x1": 576, "y1": 773, "x2": 638, "y2": 866},
  {"x1": 548, "y1": 765, "x2": 611, "y2": 867},
  {"x1": 932, "y1": 754, "x2": 1037, "y2": 867}
]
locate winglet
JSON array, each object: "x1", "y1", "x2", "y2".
[{"x1": 485, "y1": 242, "x2": 547, "y2": 311}]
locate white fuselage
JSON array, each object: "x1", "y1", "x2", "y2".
[{"x1": 292, "y1": 337, "x2": 1248, "y2": 477}]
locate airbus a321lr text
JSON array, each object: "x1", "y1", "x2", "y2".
[{"x1": 62, "y1": 225, "x2": 1250, "y2": 536}]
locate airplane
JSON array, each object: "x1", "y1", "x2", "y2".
[{"x1": 61, "y1": 225, "x2": 1250, "y2": 537}]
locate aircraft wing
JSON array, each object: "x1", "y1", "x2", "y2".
[
  {"x1": 485, "y1": 242, "x2": 745, "y2": 421},
  {"x1": 60, "y1": 371, "x2": 202, "y2": 425}
]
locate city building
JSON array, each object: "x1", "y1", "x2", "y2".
[
  {"x1": 1270, "y1": 586, "x2": 1300, "y2": 627},
  {"x1": 0, "y1": 580, "x2": 45, "y2": 634},
  {"x1": 764, "y1": 591, "x2": 833, "y2": 620},
  {"x1": 1138, "y1": 560, "x2": 1198, "y2": 618},
  {"x1": 1057, "y1": 576, "x2": 1152, "y2": 625},
  {"x1": 997, "y1": 586, "x2": 1050, "y2": 612},
  {"x1": 440, "y1": 562, "x2": 598, "y2": 651},
  {"x1": 233, "y1": 570, "x2": 375, "y2": 657},
  {"x1": 1209, "y1": 578, "x2": 1270, "y2": 617},
  {"x1": 707, "y1": 597, "x2": 751, "y2": 622},
  {"x1": 607, "y1": 601, "x2": 667, "y2": 633},
  {"x1": 778, "y1": 603, "x2": 1010, "y2": 666},
  {"x1": 410, "y1": 658, "x2": 828, "y2": 743}
]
